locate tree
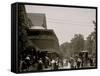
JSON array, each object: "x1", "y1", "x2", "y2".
[
  {"x1": 70, "y1": 34, "x2": 85, "y2": 54},
  {"x1": 60, "y1": 42, "x2": 72, "y2": 57},
  {"x1": 86, "y1": 21, "x2": 96, "y2": 55},
  {"x1": 18, "y1": 5, "x2": 34, "y2": 53}
]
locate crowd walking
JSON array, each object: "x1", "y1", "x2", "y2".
[{"x1": 19, "y1": 48, "x2": 96, "y2": 72}]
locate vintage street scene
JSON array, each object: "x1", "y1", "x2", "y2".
[{"x1": 18, "y1": 4, "x2": 97, "y2": 72}]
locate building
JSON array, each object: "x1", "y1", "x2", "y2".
[
  {"x1": 26, "y1": 13, "x2": 62, "y2": 58},
  {"x1": 27, "y1": 29, "x2": 61, "y2": 58}
]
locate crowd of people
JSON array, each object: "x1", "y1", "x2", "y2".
[{"x1": 19, "y1": 48, "x2": 96, "y2": 72}]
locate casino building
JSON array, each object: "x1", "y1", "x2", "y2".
[{"x1": 27, "y1": 13, "x2": 62, "y2": 58}]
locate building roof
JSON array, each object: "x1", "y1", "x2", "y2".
[{"x1": 27, "y1": 13, "x2": 47, "y2": 29}]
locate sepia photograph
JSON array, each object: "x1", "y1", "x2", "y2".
[{"x1": 11, "y1": 3, "x2": 97, "y2": 73}]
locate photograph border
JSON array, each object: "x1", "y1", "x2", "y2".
[{"x1": 11, "y1": 2, "x2": 98, "y2": 73}]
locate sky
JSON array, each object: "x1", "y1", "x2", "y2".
[{"x1": 25, "y1": 5, "x2": 96, "y2": 45}]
